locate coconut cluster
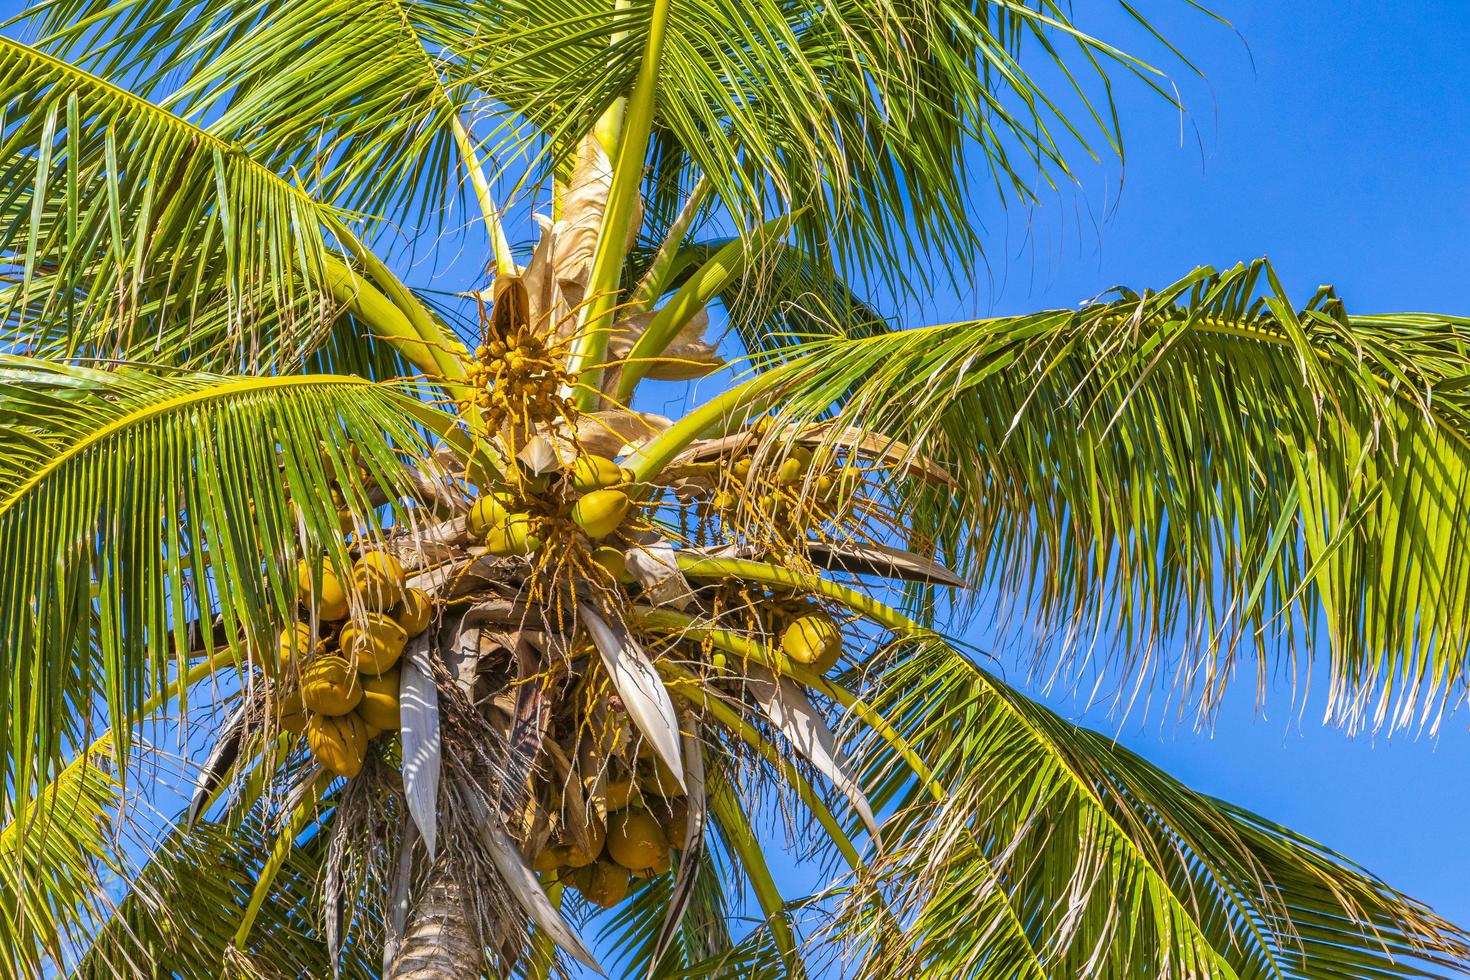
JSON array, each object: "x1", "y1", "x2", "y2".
[
  {"x1": 467, "y1": 452, "x2": 637, "y2": 563},
  {"x1": 276, "y1": 552, "x2": 433, "y2": 778},
  {"x1": 528, "y1": 746, "x2": 690, "y2": 909},
  {"x1": 690, "y1": 441, "x2": 858, "y2": 531}
]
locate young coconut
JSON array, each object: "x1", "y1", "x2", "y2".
[
  {"x1": 591, "y1": 545, "x2": 628, "y2": 583},
  {"x1": 338, "y1": 612, "x2": 408, "y2": 674},
  {"x1": 571, "y1": 488, "x2": 630, "y2": 540},
  {"x1": 391, "y1": 588, "x2": 432, "y2": 636},
  {"x1": 307, "y1": 712, "x2": 369, "y2": 779},
  {"x1": 572, "y1": 858, "x2": 631, "y2": 909},
  {"x1": 295, "y1": 559, "x2": 349, "y2": 621},
  {"x1": 533, "y1": 844, "x2": 569, "y2": 873},
  {"x1": 352, "y1": 552, "x2": 407, "y2": 611},
  {"x1": 484, "y1": 514, "x2": 543, "y2": 557},
  {"x1": 277, "y1": 622, "x2": 317, "y2": 670},
  {"x1": 276, "y1": 690, "x2": 309, "y2": 737},
  {"x1": 777, "y1": 446, "x2": 814, "y2": 485},
  {"x1": 300, "y1": 656, "x2": 364, "y2": 716},
  {"x1": 605, "y1": 809, "x2": 669, "y2": 873},
  {"x1": 781, "y1": 607, "x2": 842, "y2": 673},
  {"x1": 466, "y1": 492, "x2": 516, "y2": 539},
  {"x1": 570, "y1": 454, "x2": 625, "y2": 493},
  {"x1": 357, "y1": 667, "x2": 402, "y2": 731},
  {"x1": 561, "y1": 819, "x2": 608, "y2": 869}
]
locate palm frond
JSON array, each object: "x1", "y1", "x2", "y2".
[
  {"x1": 750, "y1": 260, "x2": 1470, "y2": 732},
  {"x1": 26, "y1": 0, "x2": 484, "y2": 234},
  {"x1": 834, "y1": 637, "x2": 1470, "y2": 978},
  {"x1": 466, "y1": 0, "x2": 1200, "y2": 292},
  {"x1": 0, "y1": 355, "x2": 446, "y2": 806},
  {"x1": 0, "y1": 36, "x2": 345, "y2": 370},
  {"x1": 0, "y1": 739, "x2": 118, "y2": 980}
]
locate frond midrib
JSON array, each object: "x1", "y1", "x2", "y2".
[
  {"x1": 0, "y1": 372, "x2": 376, "y2": 518},
  {"x1": 4, "y1": 35, "x2": 334, "y2": 219}
]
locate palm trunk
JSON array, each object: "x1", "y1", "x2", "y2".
[{"x1": 387, "y1": 860, "x2": 480, "y2": 979}]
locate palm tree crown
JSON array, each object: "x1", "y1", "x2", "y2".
[{"x1": 1, "y1": 0, "x2": 1468, "y2": 977}]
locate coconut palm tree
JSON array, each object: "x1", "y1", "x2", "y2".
[{"x1": 2, "y1": 0, "x2": 1469, "y2": 976}]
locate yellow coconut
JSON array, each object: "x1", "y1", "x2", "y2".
[
  {"x1": 604, "y1": 774, "x2": 637, "y2": 811},
  {"x1": 484, "y1": 514, "x2": 543, "y2": 557},
  {"x1": 605, "y1": 809, "x2": 668, "y2": 873},
  {"x1": 300, "y1": 655, "x2": 363, "y2": 716},
  {"x1": 782, "y1": 609, "x2": 842, "y2": 673},
  {"x1": 466, "y1": 492, "x2": 515, "y2": 539},
  {"x1": 357, "y1": 668, "x2": 402, "y2": 731},
  {"x1": 358, "y1": 710, "x2": 383, "y2": 741},
  {"x1": 573, "y1": 858, "x2": 630, "y2": 909},
  {"x1": 352, "y1": 552, "x2": 407, "y2": 611},
  {"x1": 533, "y1": 845, "x2": 569, "y2": 872},
  {"x1": 390, "y1": 588, "x2": 432, "y2": 636},
  {"x1": 636, "y1": 757, "x2": 684, "y2": 798},
  {"x1": 591, "y1": 545, "x2": 627, "y2": 582},
  {"x1": 777, "y1": 447, "x2": 813, "y2": 485},
  {"x1": 277, "y1": 622, "x2": 316, "y2": 669},
  {"x1": 338, "y1": 612, "x2": 408, "y2": 674},
  {"x1": 561, "y1": 820, "x2": 607, "y2": 869},
  {"x1": 731, "y1": 456, "x2": 753, "y2": 482},
  {"x1": 570, "y1": 454, "x2": 625, "y2": 493},
  {"x1": 307, "y1": 712, "x2": 369, "y2": 779},
  {"x1": 296, "y1": 559, "x2": 349, "y2": 621},
  {"x1": 658, "y1": 796, "x2": 689, "y2": 845},
  {"x1": 277, "y1": 690, "x2": 309, "y2": 737},
  {"x1": 571, "y1": 489, "x2": 630, "y2": 540}
]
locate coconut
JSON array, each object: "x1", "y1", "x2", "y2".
[
  {"x1": 573, "y1": 858, "x2": 631, "y2": 909},
  {"x1": 307, "y1": 712, "x2": 369, "y2": 779},
  {"x1": 731, "y1": 456, "x2": 753, "y2": 482},
  {"x1": 570, "y1": 454, "x2": 625, "y2": 493},
  {"x1": 591, "y1": 545, "x2": 627, "y2": 582},
  {"x1": 561, "y1": 820, "x2": 607, "y2": 869},
  {"x1": 636, "y1": 757, "x2": 684, "y2": 797},
  {"x1": 605, "y1": 809, "x2": 668, "y2": 872},
  {"x1": 300, "y1": 655, "x2": 363, "y2": 716},
  {"x1": 277, "y1": 622, "x2": 316, "y2": 669},
  {"x1": 390, "y1": 588, "x2": 432, "y2": 636},
  {"x1": 338, "y1": 612, "x2": 408, "y2": 674},
  {"x1": 777, "y1": 446, "x2": 813, "y2": 484},
  {"x1": 296, "y1": 559, "x2": 349, "y2": 621},
  {"x1": 352, "y1": 552, "x2": 407, "y2": 611},
  {"x1": 357, "y1": 667, "x2": 401, "y2": 731},
  {"x1": 658, "y1": 796, "x2": 689, "y2": 845},
  {"x1": 781, "y1": 608, "x2": 842, "y2": 672},
  {"x1": 532, "y1": 845, "x2": 569, "y2": 872},
  {"x1": 484, "y1": 514, "x2": 543, "y2": 557},
  {"x1": 604, "y1": 774, "x2": 637, "y2": 811},
  {"x1": 466, "y1": 492, "x2": 515, "y2": 539},
  {"x1": 277, "y1": 690, "x2": 309, "y2": 737},
  {"x1": 571, "y1": 489, "x2": 630, "y2": 540}
]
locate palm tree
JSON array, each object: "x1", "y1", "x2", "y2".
[{"x1": 2, "y1": 0, "x2": 1468, "y2": 975}]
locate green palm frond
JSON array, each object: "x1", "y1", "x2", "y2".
[
  {"x1": 464, "y1": 0, "x2": 1194, "y2": 288},
  {"x1": 837, "y1": 637, "x2": 1470, "y2": 978},
  {"x1": 745, "y1": 260, "x2": 1470, "y2": 731},
  {"x1": 0, "y1": 37, "x2": 344, "y2": 369},
  {"x1": 28, "y1": 0, "x2": 488, "y2": 233},
  {"x1": 0, "y1": 739, "x2": 117, "y2": 980},
  {"x1": 0, "y1": 356, "x2": 444, "y2": 805}
]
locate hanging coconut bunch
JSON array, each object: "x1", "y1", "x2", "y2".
[
  {"x1": 463, "y1": 283, "x2": 577, "y2": 438},
  {"x1": 275, "y1": 549, "x2": 433, "y2": 778}
]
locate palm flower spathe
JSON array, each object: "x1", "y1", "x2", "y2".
[{"x1": 1, "y1": 0, "x2": 1469, "y2": 977}]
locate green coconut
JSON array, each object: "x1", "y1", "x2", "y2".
[
  {"x1": 484, "y1": 514, "x2": 544, "y2": 557},
  {"x1": 571, "y1": 489, "x2": 630, "y2": 540},
  {"x1": 570, "y1": 454, "x2": 625, "y2": 493},
  {"x1": 781, "y1": 608, "x2": 842, "y2": 673},
  {"x1": 352, "y1": 552, "x2": 407, "y2": 611},
  {"x1": 467, "y1": 492, "x2": 516, "y2": 539}
]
